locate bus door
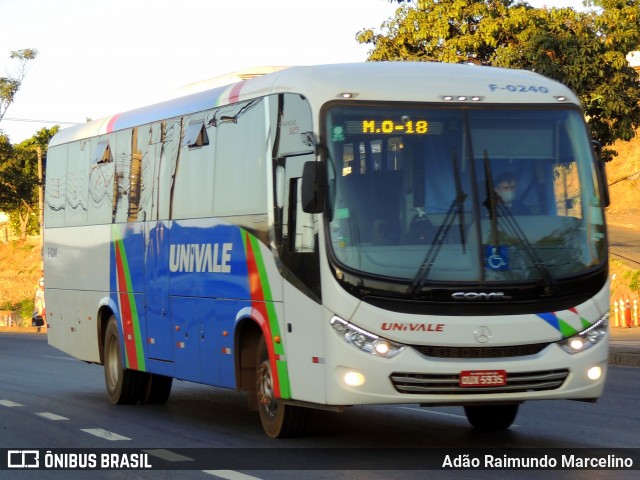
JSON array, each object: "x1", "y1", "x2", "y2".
[
  {"x1": 273, "y1": 93, "x2": 326, "y2": 402},
  {"x1": 277, "y1": 152, "x2": 326, "y2": 402}
]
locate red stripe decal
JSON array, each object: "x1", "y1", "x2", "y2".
[
  {"x1": 228, "y1": 82, "x2": 245, "y2": 104},
  {"x1": 243, "y1": 232, "x2": 280, "y2": 397},
  {"x1": 107, "y1": 114, "x2": 119, "y2": 133},
  {"x1": 114, "y1": 241, "x2": 138, "y2": 370}
]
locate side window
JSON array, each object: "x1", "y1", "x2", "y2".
[
  {"x1": 172, "y1": 113, "x2": 216, "y2": 219},
  {"x1": 130, "y1": 126, "x2": 152, "y2": 222},
  {"x1": 88, "y1": 136, "x2": 115, "y2": 225},
  {"x1": 213, "y1": 99, "x2": 268, "y2": 216},
  {"x1": 64, "y1": 141, "x2": 88, "y2": 226},
  {"x1": 156, "y1": 119, "x2": 181, "y2": 220},
  {"x1": 277, "y1": 93, "x2": 313, "y2": 158},
  {"x1": 44, "y1": 145, "x2": 67, "y2": 228},
  {"x1": 112, "y1": 130, "x2": 133, "y2": 223}
]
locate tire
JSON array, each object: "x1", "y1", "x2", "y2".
[
  {"x1": 464, "y1": 404, "x2": 519, "y2": 431},
  {"x1": 256, "y1": 335, "x2": 308, "y2": 438},
  {"x1": 103, "y1": 316, "x2": 145, "y2": 404},
  {"x1": 141, "y1": 373, "x2": 173, "y2": 404}
]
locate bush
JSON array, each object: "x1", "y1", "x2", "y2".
[
  {"x1": 624, "y1": 270, "x2": 640, "y2": 292},
  {"x1": 0, "y1": 297, "x2": 34, "y2": 326},
  {"x1": 17, "y1": 298, "x2": 33, "y2": 324}
]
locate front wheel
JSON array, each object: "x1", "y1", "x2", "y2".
[
  {"x1": 103, "y1": 316, "x2": 145, "y2": 404},
  {"x1": 464, "y1": 404, "x2": 519, "y2": 431},
  {"x1": 256, "y1": 335, "x2": 308, "y2": 438}
]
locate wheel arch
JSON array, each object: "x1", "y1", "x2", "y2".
[
  {"x1": 97, "y1": 298, "x2": 119, "y2": 365},
  {"x1": 234, "y1": 316, "x2": 263, "y2": 399}
]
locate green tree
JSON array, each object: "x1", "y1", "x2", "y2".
[
  {"x1": 0, "y1": 49, "x2": 38, "y2": 126},
  {"x1": 357, "y1": 0, "x2": 640, "y2": 161},
  {"x1": 0, "y1": 126, "x2": 58, "y2": 240}
]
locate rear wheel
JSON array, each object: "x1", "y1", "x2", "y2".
[
  {"x1": 464, "y1": 404, "x2": 519, "y2": 431},
  {"x1": 141, "y1": 373, "x2": 173, "y2": 404},
  {"x1": 256, "y1": 335, "x2": 308, "y2": 438},
  {"x1": 103, "y1": 316, "x2": 145, "y2": 404}
]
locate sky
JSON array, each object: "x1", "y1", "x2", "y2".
[{"x1": 1, "y1": 0, "x2": 591, "y2": 143}]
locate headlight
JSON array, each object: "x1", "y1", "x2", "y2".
[
  {"x1": 330, "y1": 316, "x2": 405, "y2": 359},
  {"x1": 557, "y1": 313, "x2": 608, "y2": 355}
]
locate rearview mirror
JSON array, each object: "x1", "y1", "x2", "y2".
[{"x1": 301, "y1": 161, "x2": 326, "y2": 213}]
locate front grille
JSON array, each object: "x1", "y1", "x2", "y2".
[
  {"x1": 390, "y1": 369, "x2": 569, "y2": 395},
  {"x1": 411, "y1": 342, "x2": 550, "y2": 359}
]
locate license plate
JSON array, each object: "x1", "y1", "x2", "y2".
[{"x1": 459, "y1": 370, "x2": 507, "y2": 387}]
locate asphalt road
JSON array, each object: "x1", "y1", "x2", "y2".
[
  {"x1": 1, "y1": 332, "x2": 639, "y2": 480},
  {"x1": 608, "y1": 223, "x2": 640, "y2": 268}
]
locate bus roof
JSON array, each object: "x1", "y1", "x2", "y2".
[{"x1": 49, "y1": 62, "x2": 580, "y2": 147}]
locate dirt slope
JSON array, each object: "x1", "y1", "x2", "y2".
[{"x1": 0, "y1": 237, "x2": 42, "y2": 308}]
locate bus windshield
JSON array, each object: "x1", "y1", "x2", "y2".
[{"x1": 324, "y1": 104, "x2": 606, "y2": 287}]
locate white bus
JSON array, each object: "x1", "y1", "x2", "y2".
[{"x1": 44, "y1": 62, "x2": 610, "y2": 438}]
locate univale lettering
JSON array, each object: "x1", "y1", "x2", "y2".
[{"x1": 169, "y1": 243, "x2": 232, "y2": 273}]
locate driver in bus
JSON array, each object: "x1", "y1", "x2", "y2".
[{"x1": 494, "y1": 171, "x2": 531, "y2": 215}]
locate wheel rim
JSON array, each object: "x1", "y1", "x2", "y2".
[
  {"x1": 257, "y1": 359, "x2": 278, "y2": 419},
  {"x1": 106, "y1": 334, "x2": 120, "y2": 390}
]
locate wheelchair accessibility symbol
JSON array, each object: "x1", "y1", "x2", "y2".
[{"x1": 485, "y1": 245, "x2": 509, "y2": 271}]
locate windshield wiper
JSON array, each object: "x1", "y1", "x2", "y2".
[
  {"x1": 481, "y1": 150, "x2": 558, "y2": 294},
  {"x1": 482, "y1": 151, "x2": 501, "y2": 247},
  {"x1": 409, "y1": 150, "x2": 467, "y2": 294},
  {"x1": 453, "y1": 150, "x2": 467, "y2": 254}
]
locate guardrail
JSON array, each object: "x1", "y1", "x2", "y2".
[{"x1": 0, "y1": 311, "x2": 19, "y2": 327}]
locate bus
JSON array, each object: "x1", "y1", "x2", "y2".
[{"x1": 44, "y1": 62, "x2": 610, "y2": 438}]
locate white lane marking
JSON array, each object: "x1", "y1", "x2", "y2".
[
  {"x1": 143, "y1": 449, "x2": 194, "y2": 462},
  {"x1": 35, "y1": 412, "x2": 69, "y2": 421},
  {"x1": 0, "y1": 400, "x2": 23, "y2": 407},
  {"x1": 80, "y1": 428, "x2": 131, "y2": 441},
  {"x1": 204, "y1": 471, "x2": 263, "y2": 480},
  {"x1": 41, "y1": 355, "x2": 78, "y2": 361},
  {"x1": 399, "y1": 406, "x2": 467, "y2": 420}
]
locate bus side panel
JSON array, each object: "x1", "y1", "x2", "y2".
[
  {"x1": 45, "y1": 288, "x2": 77, "y2": 359},
  {"x1": 144, "y1": 221, "x2": 174, "y2": 363},
  {"x1": 281, "y1": 281, "x2": 327, "y2": 403},
  {"x1": 169, "y1": 296, "x2": 250, "y2": 387},
  {"x1": 45, "y1": 225, "x2": 110, "y2": 363},
  {"x1": 166, "y1": 220, "x2": 259, "y2": 387},
  {"x1": 168, "y1": 295, "x2": 205, "y2": 383},
  {"x1": 201, "y1": 298, "x2": 250, "y2": 388}
]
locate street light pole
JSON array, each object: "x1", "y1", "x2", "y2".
[{"x1": 37, "y1": 146, "x2": 43, "y2": 239}]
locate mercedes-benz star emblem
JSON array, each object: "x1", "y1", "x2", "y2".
[{"x1": 474, "y1": 326, "x2": 492, "y2": 344}]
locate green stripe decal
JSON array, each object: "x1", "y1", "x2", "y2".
[
  {"x1": 243, "y1": 231, "x2": 291, "y2": 399},
  {"x1": 112, "y1": 226, "x2": 146, "y2": 371}
]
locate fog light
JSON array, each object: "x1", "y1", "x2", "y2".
[
  {"x1": 343, "y1": 371, "x2": 366, "y2": 387},
  {"x1": 587, "y1": 366, "x2": 602, "y2": 381}
]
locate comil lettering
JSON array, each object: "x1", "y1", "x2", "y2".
[
  {"x1": 169, "y1": 243, "x2": 232, "y2": 273},
  {"x1": 451, "y1": 292, "x2": 507, "y2": 300}
]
